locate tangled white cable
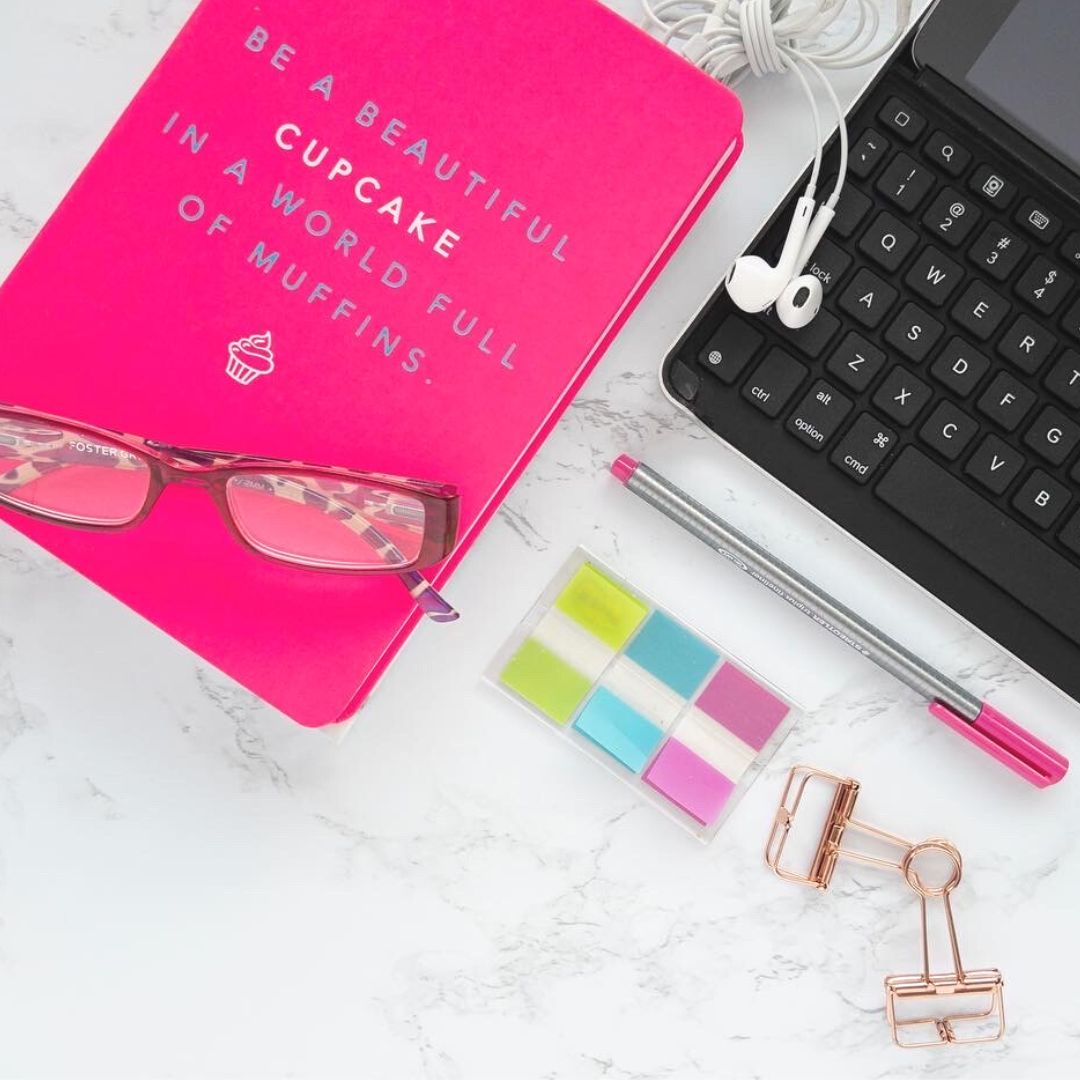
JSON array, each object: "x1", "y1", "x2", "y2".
[{"x1": 642, "y1": 0, "x2": 913, "y2": 327}]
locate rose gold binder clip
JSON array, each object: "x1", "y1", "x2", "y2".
[
  {"x1": 765, "y1": 765, "x2": 917, "y2": 889},
  {"x1": 765, "y1": 765, "x2": 1005, "y2": 1049},
  {"x1": 886, "y1": 841, "x2": 1005, "y2": 1048}
]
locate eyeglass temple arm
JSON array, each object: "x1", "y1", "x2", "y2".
[
  {"x1": 2, "y1": 434, "x2": 460, "y2": 621},
  {"x1": 398, "y1": 570, "x2": 459, "y2": 622}
]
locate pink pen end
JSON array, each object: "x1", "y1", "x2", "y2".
[
  {"x1": 929, "y1": 700, "x2": 1069, "y2": 788},
  {"x1": 611, "y1": 454, "x2": 640, "y2": 485}
]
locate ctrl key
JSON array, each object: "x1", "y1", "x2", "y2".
[
  {"x1": 741, "y1": 347, "x2": 807, "y2": 418},
  {"x1": 830, "y1": 413, "x2": 899, "y2": 484}
]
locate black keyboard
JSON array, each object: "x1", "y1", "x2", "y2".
[{"x1": 663, "y1": 65, "x2": 1080, "y2": 707}]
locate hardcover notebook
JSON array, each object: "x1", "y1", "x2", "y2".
[{"x1": 0, "y1": 0, "x2": 743, "y2": 727}]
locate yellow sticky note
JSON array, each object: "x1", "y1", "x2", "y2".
[{"x1": 554, "y1": 563, "x2": 648, "y2": 650}]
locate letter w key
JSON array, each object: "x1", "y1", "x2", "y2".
[{"x1": 905, "y1": 247, "x2": 964, "y2": 307}]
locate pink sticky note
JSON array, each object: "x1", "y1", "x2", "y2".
[
  {"x1": 644, "y1": 739, "x2": 734, "y2": 826},
  {"x1": 697, "y1": 664, "x2": 789, "y2": 751}
]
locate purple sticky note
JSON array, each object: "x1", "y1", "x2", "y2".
[
  {"x1": 696, "y1": 664, "x2": 789, "y2": 751},
  {"x1": 644, "y1": 739, "x2": 734, "y2": 826}
]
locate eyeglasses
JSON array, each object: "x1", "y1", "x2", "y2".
[{"x1": 0, "y1": 404, "x2": 461, "y2": 622}]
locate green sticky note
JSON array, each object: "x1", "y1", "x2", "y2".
[
  {"x1": 554, "y1": 563, "x2": 648, "y2": 649},
  {"x1": 499, "y1": 638, "x2": 592, "y2": 725}
]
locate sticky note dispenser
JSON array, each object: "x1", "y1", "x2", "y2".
[
  {"x1": 766, "y1": 765, "x2": 1005, "y2": 1048},
  {"x1": 488, "y1": 550, "x2": 801, "y2": 841}
]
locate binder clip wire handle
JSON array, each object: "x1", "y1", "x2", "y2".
[{"x1": 887, "y1": 840, "x2": 1005, "y2": 1048}]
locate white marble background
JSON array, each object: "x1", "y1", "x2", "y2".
[{"x1": 2, "y1": 2, "x2": 1078, "y2": 1078}]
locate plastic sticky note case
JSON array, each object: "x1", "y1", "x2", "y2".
[{"x1": 487, "y1": 550, "x2": 800, "y2": 841}]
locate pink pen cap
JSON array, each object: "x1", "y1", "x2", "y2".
[
  {"x1": 930, "y1": 700, "x2": 1069, "y2": 788},
  {"x1": 611, "y1": 453, "x2": 639, "y2": 485}
]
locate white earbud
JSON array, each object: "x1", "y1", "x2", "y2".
[
  {"x1": 642, "y1": 0, "x2": 915, "y2": 328},
  {"x1": 774, "y1": 203, "x2": 835, "y2": 328},
  {"x1": 725, "y1": 195, "x2": 817, "y2": 314},
  {"x1": 774, "y1": 275, "x2": 823, "y2": 329}
]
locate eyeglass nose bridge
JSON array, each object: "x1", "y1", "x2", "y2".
[
  {"x1": 144, "y1": 441, "x2": 223, "y2": 471},
  {"x1": 166, "y1": 470, "x2": 213, "y2": 490}
]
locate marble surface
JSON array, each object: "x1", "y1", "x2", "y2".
[{"x1": 2, "y1": 2, "x2": 1078, "y2": 1078}]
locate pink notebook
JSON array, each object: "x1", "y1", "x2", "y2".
[{"x1": 0, "y1": 0, "x2": 742, "y2": 727}]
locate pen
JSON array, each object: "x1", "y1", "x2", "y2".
[{"x1": 611, "y1": 454, "x2": 1069, "y2": 788}]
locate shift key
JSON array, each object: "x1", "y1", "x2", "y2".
[
  {"x1": 742, "y1": 348, "x2": 808, "y2": 418},
  {"x1": 786, "y1": 380, "x2": 852, "y2": 450},
  {"x1": 830, "y1": 413, "x2": 898, "y2": 483}
]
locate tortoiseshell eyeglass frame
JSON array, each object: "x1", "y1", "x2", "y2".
[{"x1": 0, "y1": 403, "x2": 461, "y2": 623}]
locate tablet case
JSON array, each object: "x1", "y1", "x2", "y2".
[{"x1": 0, "y1": 0, "x2": 743, "y2": 726}]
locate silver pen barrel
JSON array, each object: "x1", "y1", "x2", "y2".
[{"x1": 628, "y1": 462, "x2": 981, "y2": 720}]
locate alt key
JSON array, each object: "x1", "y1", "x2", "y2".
[{"x1": 785, "y1": 380, "x2": 853, "y2": 451}]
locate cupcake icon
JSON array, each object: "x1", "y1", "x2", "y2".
[{"x1": 226, "y1": 331, "x2": 275, "y2": 385}]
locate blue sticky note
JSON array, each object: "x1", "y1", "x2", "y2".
[
  {"x1": 624, "y1": 611, "x2": 718, "y2": 698},
  {"x1": 572, "y1": 688, "x2": 664, "y2": 773}
]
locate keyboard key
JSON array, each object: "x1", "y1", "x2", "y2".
[
  {"x1": 922, "y1": 189, "x2": 980, "y2": 248},
  {"x1": 838, "y1": 268, "x2": 897, "y2": 329},
  {"x1": 951, "y1": 280, "x2": 1010, "y2": 340},
  {"x1": 884, "y1": 302, "x2": 944, "y2": 363},
  {"x1": 978, "y1": 372, "x2": 1036, "y2": 431},
  {"x1": 923, "y1": 130, "x2": 971, "y2": 177},
  {"x1": 879, "y1": 97, "x2": 926, "y2": 142},
  {"x1": 877, "y1": 448, "x2": 1080, "y2": 644},
  {"x1": 829, "y1": 182, "x2": 872, "y2": 239},
  {"x1": 997, "y1": 314, "x2": 1057, "y2": 374},
  {"x1": 741, "y1": 348, "x2": 807, "y2": 418},
  {"x1": 873, "y1": 366, "x2": 932, "y2": 426},
  {"x1": 830, "y1": 413, "x2": 898, "y2": 484},
  {"x1": 785, "y1": 380, "x2": 853, "y2": 451},
  {"x1": 761, "y1": 304, "x2": 840, "y2": 359},
  {"x1": 698, "y1": 315, "x2": 763, "y2": 383},
  {"x1": 1062, "y1": 296, "x2": 1080, "y2": 341},
  {"x1": 970, "y1": 165, "x2": 1017, "y2": 209},
  {"x1": 1058, "y1": 509, "x2": 1080, "y2": 558},
  {"x1": 849, "y1": 129, "x2": 891, "y2": 180},
  {"x1": 1016, "y1": 199, "x2": 1062, "y2": 243},
  {"x1": 858, "y1": 211, "x2": 918, "y2": 272},
  {"x1": 968, "y1": 222, "x2": 1028, "y2": 282},
  {"x1": 1045, "y1": 349, "x2": 1080, "y2": 407},
  {"x1": 930, "y1": 338, "x2": 990, "y2": 397},
  {"x1": 918, "y1": 401, "x2": 979, "y2": 461},
  {"x1": 1016, "y1": 256, "x2": 1073, "y2": 315},
  {"x1": 826, "y1": 332, "x2": 886, "y2": 392},
  {"x1": 877, "y1": 153, "x2": 935, "y2": 212},
  {"x1": 804, "y1": 237, "x2": 852, "y2": 294},
  {"x1": 1013, "y1": 470, "x2": 1070, "y2": 528},
  {"x1": 965, "y1": 434, "x2": 1025, "y2": 495},
  {"x1": 904, "y1": 246, "x2": 964, "y2": 307},
  {"x1": 1060, "y1": 230, "x2": 1080, "y2": 271},
  {"x1": 1024, "y1": 406, "x2": 1080, "y2": 465}
]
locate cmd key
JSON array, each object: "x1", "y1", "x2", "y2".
[{"x1": 830, "y1": 413, "x2": 898, "y2": 484}]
